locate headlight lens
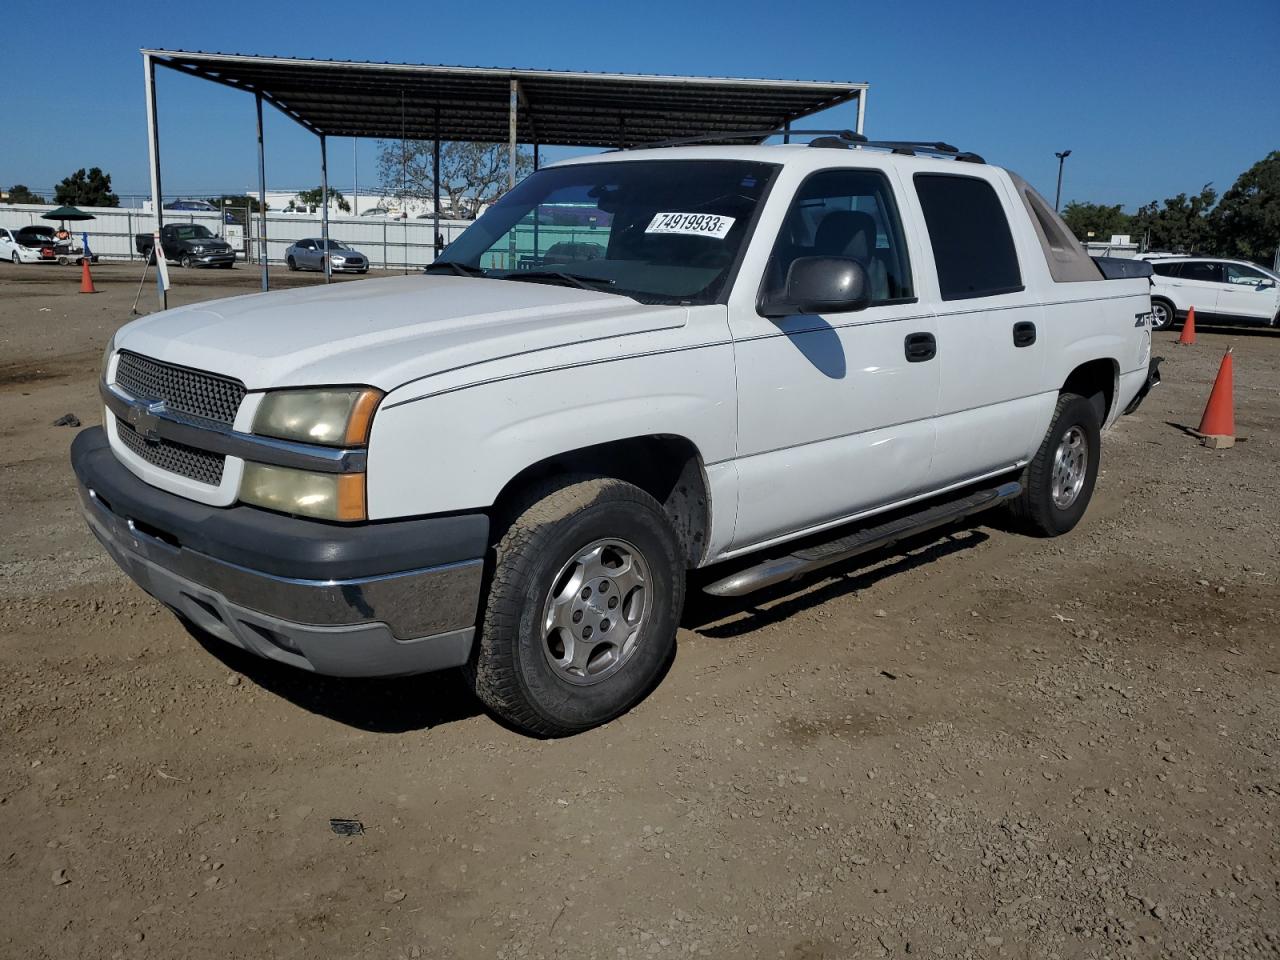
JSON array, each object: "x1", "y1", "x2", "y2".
[
  {"x1": 239, "y1": 463, "x2": 365, "y2": 522},
  {"x1": 252, "y1": 387, "x2": 381, "y2": 446},
  {"x1": 101, "y1": 333, "x2": 116, "y2": 383}
]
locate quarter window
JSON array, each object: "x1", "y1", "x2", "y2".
[
  {"x1": 914, "y1": 174, "x2": 1022, "y2": 300},
  {"x1": 761, "y1": 168, "x2": 914, "y2": 306}
]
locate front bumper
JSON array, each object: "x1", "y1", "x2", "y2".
[
  {"x1": 189, "y1": 251, "x2": 236, "y2": 267},
  {"x1": 71, "y1": 427, "x2": 488, "y2": 677}
]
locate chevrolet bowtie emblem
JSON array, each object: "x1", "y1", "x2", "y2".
[{"x1": 127, "y1": 400, "x2": 166, "y2": 442}]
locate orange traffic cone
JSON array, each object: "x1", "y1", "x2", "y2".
[
  {"x1": 79, "y1": 259, "x2": 97, "y2": 294},
  {"x1": 1176, "y1": 305, "x2": 1196, "y2": 345},
  {"x1": 1195, "y1": 348, "x2": 1234, "y2": 448}
]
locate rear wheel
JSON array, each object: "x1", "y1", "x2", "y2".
[
  {"x1": 1008, "y1": 392, "x2": 1101, "y2": 537},
  {"x1": 1150, "y1": 299, "x2": 1175, "y2": 330},
  {"x1": 467, "y1": 476, "x2": 684, "y2": 736}
]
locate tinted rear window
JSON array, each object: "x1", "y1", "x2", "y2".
[
  {"x1": 1151, "y1": 262, "x2": 1182, "y2": 277},
  {"x1": 914, "y1": 174, "x2": 1022, "y2": 300},
  {"x1": 1179, "y1": 261, "x2": 1223, "y2": 283}
]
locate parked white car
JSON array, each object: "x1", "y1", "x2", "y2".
[
  {"x1": 1, "y1": 226, "x2": 57, "y2": 264},
  {"x1": 73, "y1": 137, "x2": 1159, "y2": 735},
  {"x1": 1147, "y1": 256, "x2": 1280, "y2": 329}
]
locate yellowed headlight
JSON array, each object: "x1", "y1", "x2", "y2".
[
  {"x1": 253, "y1": 387, "x2": 382, "y2": 446},
  {"x1": 239, "y1": 462, "x2": 366, "y2": 522}
]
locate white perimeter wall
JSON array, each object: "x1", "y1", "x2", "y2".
[{"x1": 0, "y1": 203, "x2": 473, "y2": 269}]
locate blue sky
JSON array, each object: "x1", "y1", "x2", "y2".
[{"x1": 3, "y1": 0, "x2": 1277, "y2": 210}]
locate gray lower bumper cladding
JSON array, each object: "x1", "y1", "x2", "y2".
[{"x1": 71, "y1": 427, "x2": 486, "y2": 678}]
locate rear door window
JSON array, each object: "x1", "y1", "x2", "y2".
[
  {"x1": 1151, "y1": 262, "x2": 1183, "y2": 277},
  {"x1": 914, "y1": 173, "x2": 1022, "y2": 300},
  {"x1": 1179, "y1": 261, "x2": 1224, "y2": 284}
]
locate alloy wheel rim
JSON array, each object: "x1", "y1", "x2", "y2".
[
  {"x1": 540, "y1": 538, "x2": 651, "y2": 686},
  {"x1": 1051, "y1": 425, "x2": 1088, "y2": 509}
]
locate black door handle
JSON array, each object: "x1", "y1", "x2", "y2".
[
  {"x1": 904, "y1": 332, "x2": 936, "y2": 363},
  {"x1": 1013, "y1": 321, "x2": 1037, "y2": 347}
]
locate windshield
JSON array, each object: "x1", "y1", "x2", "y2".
[
  {"x1": 172, "y1": 224, "x2": 215, "y2": 240},
  {"x1": 317, "y1": 239, "x2": 351, "y2": 250},
  {"x1": 435, "y1": 159, "x2": 779, "y2": 305}
]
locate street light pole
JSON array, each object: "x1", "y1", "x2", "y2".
[{"x1": 1054, "y1": 149, "x2": 1072, "y2": 212}]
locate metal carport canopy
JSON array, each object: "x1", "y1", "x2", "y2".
[{"x1": 142, "y1": 49, "x2": 867, "y2": 147}]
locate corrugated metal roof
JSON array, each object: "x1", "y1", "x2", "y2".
[{"x1": 144, "y1": 50, "x2": 866, "y2": 147}]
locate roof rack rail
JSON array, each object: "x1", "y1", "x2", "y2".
[
  {"x1": 625, "y1": 129, "x2": 984, "y2": 163},
  {"x1": 629, "y1": 128, "x2": 863, "y2": 150}
]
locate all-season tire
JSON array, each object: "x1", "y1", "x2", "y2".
[
  {"x1": 1150, "y1": 299, "x2": 1175, "y2": 330},
  {"x1": 467, "y1": 475, "x2": 685, "y2": 737},
  {"x1": 287, "y1": 256, "x2": 297, "y2": 271},
  {"x1": 180, "y1": 254, "x2": 193, "y2": 269},
  {"x1": 10, "y1": 252, "x2": 18, "y2": 265},
  {"x1": 1008, "y1": 392, "x2": 1101, "y2": 537}
]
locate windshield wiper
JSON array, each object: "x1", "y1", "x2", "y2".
[
  {"x1": 424, "y1": 261, "x2": 486, "y2": 278},
  {"x1": 500, "y1": 270, "x2": 616, "y2": 291}
]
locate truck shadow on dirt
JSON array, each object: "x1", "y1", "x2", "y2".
[
  {"x1": 184, "y1": 624, "x2": 482, "y2": 732},
  {"x1": 684, "y1": 526, "x2": 991, "y2": 638}
]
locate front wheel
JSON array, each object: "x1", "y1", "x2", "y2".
[
  {"x1": 467, "y1": 476, "x2": 685, "y2": 736},
  {"x1": 286, "y1": 256, "x2": 297, "y2": 271},
  {"x1": 10, "y1": 252, "x2": 18, "y2": 265},
  {"x1": 1008, "y1": 392, "x2": 1101, "y2": 537},
  {"x1": 1150, "y1": 299, "x2": 1175, "y2": 330},
  {"x1": 180, "y1": 254, "x2": 193, "y2": 269}
]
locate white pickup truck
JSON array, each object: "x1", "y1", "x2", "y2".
[{"x1": 73, "y1": 135, "x2": 1161, "y2": 735}]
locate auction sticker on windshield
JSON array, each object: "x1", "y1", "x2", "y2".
[{"x1": 645, "y1": 212, "x2": 736, "y2": 239}]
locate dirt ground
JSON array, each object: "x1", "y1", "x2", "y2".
[{"x1": 1, "y1": 262, "x2": 1277, "y2": 960}]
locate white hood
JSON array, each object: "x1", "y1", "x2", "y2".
[{"x1": 115, "y1": 274, "x2": 687, "y2": 391}]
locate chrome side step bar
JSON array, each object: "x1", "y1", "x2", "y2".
[{"x1": 704, "y1": 481, "x2": 1022, "y2": 598}]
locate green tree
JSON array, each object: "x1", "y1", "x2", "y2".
[
  {"x1": 54, "y1": 167, "x2": 119, "y2": 207},
  {"x1": 7, "y1": 184, "x2": 46, "y2": 204},
  {"x1": 377, "y1": 140, "x2": 533, "y2": 219},
  {"x1": 1131, "y1": 184, "x2": 1217, "y2": 254},
  {"x1": 1211, "y1": 150, "x2": 1280, "y2": 264},
  {"x1": 289, "y1": 186, "x2": 351, "y2": 213},
  {"x1": 1060, "y1": 201, "x2": 1134, "y2": 243}
]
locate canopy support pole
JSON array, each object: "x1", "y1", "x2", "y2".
[
  {"x1": 255, "y1": 92, "x2": 269, "y2": 291},
  {"x1": 320, "y1": 133, "x2": 331, "y2": 283},
  {"x1": 855, "y1": 89, "x2": 867, "y2": 136},
  {"x1": 508, "y1": 79, "x2": 519, "y2": 190},
  {"x1": 143, "y1": 53, "x2": 167, "y2": 310},
  {"x1": 433, "y1": 108, "x2": 441, "y2": 259}
]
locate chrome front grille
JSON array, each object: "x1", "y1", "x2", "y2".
[
  {"x1": 115, "y1": 351, "x2": 246, "y2": 425},
  {"x1": 117, "y1": 420, "x2": 226, "y2": 486}
]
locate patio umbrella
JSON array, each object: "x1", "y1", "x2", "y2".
[{"x1": 41, "y1": 205, "x2": 96, "y2": 222}]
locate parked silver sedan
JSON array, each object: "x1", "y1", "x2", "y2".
[{"x1": 284, "y1": 238, "x2": 370, "y2": 274}]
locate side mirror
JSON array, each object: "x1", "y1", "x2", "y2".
[
  {"x1": 1259, "y1": 279, "x2": 1276, "y2": 290},
  {"x1": 760, "y1": 256, "x2": 872, "y2": 317}
]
